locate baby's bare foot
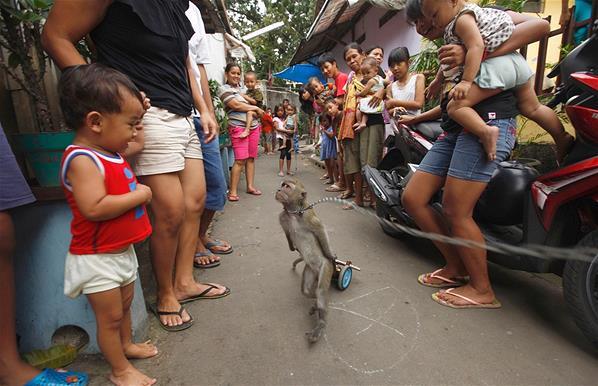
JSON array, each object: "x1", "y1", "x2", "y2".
[
  {"x1": 110, "y1": 366, "x2": 156, "y2": 386},
  {"x1": 481, "y1": 125, "x2": 499, "y2": 161},
  {"x1": 124, "y1": 340, "x2": 158, "y2": 359}
]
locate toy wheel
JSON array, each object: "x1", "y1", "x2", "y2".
[{"x1": 336, "y1": 266, "x2": 352, "y2": 290}]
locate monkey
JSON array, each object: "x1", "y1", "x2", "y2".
[{"x1": 275, "y1": 177, "x2": 335, "y2": 343}]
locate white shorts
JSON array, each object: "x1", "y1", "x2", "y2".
[
  {"x1": 132, "y1": 106, "x2": 202, "y2": 177},
  {"x1": 359, "y1": 97, "x2": 384, "y2": 114},
  {"x1": 64, "y1": 245, "x2": 139, "y2": 298}
]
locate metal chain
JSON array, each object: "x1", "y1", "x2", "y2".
[{"x1": 297, "y1": 197, "x2": 598, "y2": 264}]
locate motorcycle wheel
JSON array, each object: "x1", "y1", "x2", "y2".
[
  {"x1": 563, "y1": 230, "x2": 598, "y2": 351},
  {"x1": 375, "y1": 198, "x2": 404, "y2": 238}
]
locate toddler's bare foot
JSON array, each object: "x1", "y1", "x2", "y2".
[
  {"x1": 555, "y1": 132, "x2": 574, "y2": 164},
  {"x1": 110, "y1": 366, "x2": 156, "y2": 386},
  {"x1": 239, "y1": 130, "x2": 250, "y2": 139},
  {"x1": 481, "y1": 125, "x2": 499, "y2": 161},
  {"x1": 124, "y1": 340, "x2": 158, "y2": 359}
]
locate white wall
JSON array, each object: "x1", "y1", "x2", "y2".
[
  {"x1": 204, "y1": 33, "x2": 227, "y2": 85},
  {"x1": 330, "y1": 8, "x2": 421, "y2": 74}
]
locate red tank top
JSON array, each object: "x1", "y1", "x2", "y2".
[{"x1": 60, "y1": 145, "x2": 152, "y2": 254}]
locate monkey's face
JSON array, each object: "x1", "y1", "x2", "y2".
[{"x1": 275, "y1": 178, "x2": 307, "y2": 208}]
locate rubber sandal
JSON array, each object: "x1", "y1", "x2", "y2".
[
  {"x1": 178, "y1": 284, "x2": 231, "y2": 304},
  {"x1": 431, "y1": 288, "x2": 502, "y2": 309},
  {"x1": 205, "y1": 239, "x2": 233, "y2": 255},
  {"x1": 325, "y1": 184, "x2": 343, "y2": 192},
  {"x1": 24, "y1": 368, "x2": 88, "y2": 386},
  {"x1": 338, "y1": 191, "x2": 355, "y2": 199},
  {"x1": 246, "y1": 188, "x2": 262, "y2": 195},
  {"x1": 149, "y1": 304, "x2": 194, "y2": 331},
  {"x1": 227, "y1": 194, "x2": 240, "y2": 202},
  {"x1": 417, "y1": 269, "x2": 469, "y2": 288},
  {"x1": 193, "y1": 251, "x2": 220, "y2": 269}
]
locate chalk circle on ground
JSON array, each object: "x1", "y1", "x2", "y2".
[{"x1": 324, "y1": 286, "x2": 421, "y2": 375}]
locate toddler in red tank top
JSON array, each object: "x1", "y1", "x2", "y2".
[{"x1": 59, "y1": 64, "x2": 157, "y2": 385}]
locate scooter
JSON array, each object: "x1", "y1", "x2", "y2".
[{"x1": 364, "y1": 25, "x2": 598, "y2": 349}]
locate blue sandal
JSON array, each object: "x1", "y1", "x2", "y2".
[
  {"x1": 205, "y1": 239, "x2": 233, "y2": 255},
  {"x1": 24, "y1": 368, "x2": 88, "y2": 385}
]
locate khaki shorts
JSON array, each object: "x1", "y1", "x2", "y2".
[
  {"x1": 132, "y1": 107, "x2": 202, "y2": 176},
  {"x1": 342, "y1": 137, "x2": 361, "y2": 175},
  {"x1": 360, "y1": 123, "x2": 384, "y2": 169},
  {"x1": 64, "y1": 245, "x2": 139, "y2": 298}
]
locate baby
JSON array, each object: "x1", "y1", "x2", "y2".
[
  {"x1": 354, "y1": 57, "x2": 385, "y2": 131},
  {"x1": 58, "y1": 63, "x2": 157, "y2": 386}
]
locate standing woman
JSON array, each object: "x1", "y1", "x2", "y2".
[
  {"x1": 218, "y1": 63, "x2": 264, "y2": 201},
  {"x1": 42, "y1": 0, "x2": 230, "y2": 332},
  {"x1": 338, "y1": 43, "x2": 366, "y2": 208},
  {"x1": 384, "y1": 47, "x2": 425, "y2": 118}
]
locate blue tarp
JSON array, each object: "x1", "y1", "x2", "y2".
[{"x1": 274, "y1": 63, "x2": 325, "y2": 84}]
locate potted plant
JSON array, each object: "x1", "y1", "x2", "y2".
[{"x1": 0, "y1": 0, "x2": 73, "y2": 187}]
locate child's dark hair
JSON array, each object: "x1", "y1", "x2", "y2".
[
  {"x1": 324, "y1": 97, "x2": 338, "y2": 106},
  {"x1": 361, "y1": 56, "x2": 378, "y2": 69},
  {"x1": 405, "y1": 0, "x2": 423, "y2": 23},
  {"x1": 317, "y1": 52, "x2": 337, "y2": 68},
  {"x1": 319, "y1": 113, "x2": 331, "y2": 127},
  {"x1": 366, "y1": 46, "x2": 384, "y2": 56},
  {"x1": 244, "y1": 70, "x2": 257, "y2": 78},
  {"x1": 343, "y1": 42, "x2": 363, "y2": 59},
  {"x1": 286, "y1": 104, "x2": 297, "y2": 113},
  {"x1": 388, "y1": 47, "x2": 411, "y2": 67},
  {"x1": 299, "y1": 86, "x2": 314, "y2": 114},
  {"x1": 274, "y1": 104, "x2": 285, "y2": 116},
  {"x1": 58, "y1": 63, "x2": 142, "y2": 131}
]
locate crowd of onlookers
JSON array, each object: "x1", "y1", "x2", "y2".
[{"x1": 0, "y1": 0, "x2": 587, "y2": 384}]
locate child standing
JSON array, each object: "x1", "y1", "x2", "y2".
[
  {"x1": 354, "y1": 57, "x2": 385, "y2": 131},
  {"x1": 261, "y1": 107, "x2": 274, "y2": 155},
  {"x1": 285, "y1": 104, "x2": 299, "y2": 175},
  {"x1": 422, "y1": 0, "x2": 574, "y2": 161},
  {"x1": 58, "y1": 64, "x2": 157, "y2": 386},
  {"x1": 318, "y1": 114, "x2": 338, "y2": 186},
  {"x1": 274, "y1": 105, "x2": 294, "y2": 176},
  {"x1": 325, "y1": 98, "x2": 346, "y2": 193}
]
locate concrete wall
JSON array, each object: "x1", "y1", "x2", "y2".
[
  {"x1": 263, "y1": 88, "x2": 300, "y2": 111},
  {"x1": 330, "y1": 8, "x2": 421, "y2": 74},
  {"x1": 204, "y1": 33, "x2": 227, "y2": 85}
]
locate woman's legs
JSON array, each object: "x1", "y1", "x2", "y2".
[
  {"x1": 0, "y1": 212, "x2": 40, "y2": 386},
  {"x1": 230, "y1": 159, "x2": 247, "y2": 196},
  {"x1": 402, "y1": 171, "x2": 467, "y2": 281},
  {"x1": 439, "y1": 176, "x2": 497, "y2": 305},
  {"x1": 174, "y1": 158, "x2": 227, "y2": 299},
  {"x1": 515, "y1": 80, "x2": 574, "y2": 162},
  {"x1": 139, "y1": 173, "x2": 190, "y2": 327}
]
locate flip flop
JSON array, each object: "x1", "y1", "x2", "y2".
[
  {"x1": 205, "y1": 239, "x2": 233, "y2": 254},
  {"x1": 227, "y1": 194, "x2": 240, "y2": 202},
  {"x1": 193, "y1": 251, "x2": 220, "y2": 268},
  {"x1": 325, "y1": 184, "x2": 343, "y2": 192},
  {"x1": 431, "y1": 288, "x2": 502, "y2": 309},
  {"x1": 149, "y1": 304, "x2": 194, "y2": 332},
  {"x1": 338, "y1": 191, "x2": 355, "y2": 199},
  {"x1": 24, "y1": 368, "x2": 89, "y2": 386},
  {"x1": 417, "y1": 269, "x2": 470, "y2": 288},
  {"x1": 178, "y1": 284, "x2": 231, "y2": 304},
  {"x1": 246, "y1": 188, "x2": 262, "y2": 195}
]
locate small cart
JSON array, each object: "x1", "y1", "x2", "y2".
[{"x1": 332, "y1": 259, "x2": 361, "y2": 290}]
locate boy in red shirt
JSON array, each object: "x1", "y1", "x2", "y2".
[
  {"x1": 261, "y1": 107, "x2": 274, "y2": 155},
  {"x1": 59, "y1": 64, "x2": 158, "y2": 386},
  {"x1": 318, "y1": 52, "x2": 349, "y2": 107}
]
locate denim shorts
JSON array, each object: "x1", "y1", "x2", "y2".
[
  {"x1": 418, "y1": 118, "x2": 517, "y2": 183},
  {"x1": 194, "y1": 117, "x2": 227, "y2": 211}
]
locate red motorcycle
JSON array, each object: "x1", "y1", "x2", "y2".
[{"x1": 365, "y1": 24, "x2": 598, "y2": 349}]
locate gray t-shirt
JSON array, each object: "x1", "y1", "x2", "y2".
[{"x1": 217, "y1": 83, "x2": 259, "y2": 129}]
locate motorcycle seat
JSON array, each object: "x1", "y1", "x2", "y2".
[{"x1": 415, "y1": 120, "x2": 443, "y2": 141}]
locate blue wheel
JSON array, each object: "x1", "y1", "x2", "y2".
[{"x1": 337, "y1": 266, "x2": 352, "y2": 290}]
